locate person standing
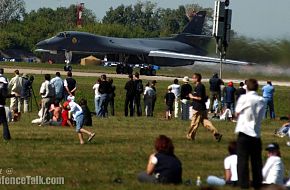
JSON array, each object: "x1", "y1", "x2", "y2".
[
  {"x1": 262, "y1": 81, "x2": 275, "y2": 119},
  {"x1": 169, "y1": 79, "x2": 181, "y2": 118},
  {"x1": 0, "y1": 69, "x2": 13, "y2": 140},
  {"x1": 98, "y1": 74, "x2": 111, "y2": 117},
  {"x1": 235, "y1": 78, "x2": 266, "y2": 189},
  {"x1": 180, "y1": 76, "x2": 192, "y2": 120},
  {"x1": 108, "y1": 78, "x2": 116, "y2": 116},
  {"x1": 209, "y1": 73, "x2": 223, "y2": 113},
  {"x1": 144, "y1": 82, "x2": 155, "y2": 117},
  {"x1": 223, "y1": 81, "x2": 236, "y2": 114},
  {"x1": 93, "y1": 78, "x2": 101, "y2": 116},
  {"x1": 20, "y1": 74, "x2": 32, "y2": 113},
  {"x1": 50, "y1": 72, "x2": 64, "y2": 104},
  {"x1": 262, "y1": 143, "x2": 284, "y2": 185},
  {"x1": 63, "y1": 71, "x2": 77, "y2": 100},
  {"x1": 39, "y1": 74, "x2": 55, "y2": 126},
  {"x1": 235, "y1": 82, "x2": 246, "y2": 102},
  {"x1": 186, "y1": 73, "x2": 222, "y2": 142},
  {"x1": 8, "y1": 69, "x2": 23, "y2": 113},
  {"x1": 124, "y1": 74, "x2": 135, "y2": 117},
  {"x1": 134, "y1": 72, "x2": 143, "y2": 116},
  {"x1": 164, "y1": 86, "x2": 175, "y2": 120},
  {"x1": 151, "y1": 80, "x2": 157, "y2": 115}
]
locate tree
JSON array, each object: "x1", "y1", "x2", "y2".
[{"x1": 0, "y1": 0, "x2": 25, "y2": 26}]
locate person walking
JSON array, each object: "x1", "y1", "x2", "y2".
[
  {"x1": 180, "y1": 76, "x2": 192, "y2": 120},
  {"x1": 169, "y1": 79, "x2": 181, "y2": 118},
  {"x1": 164, "y1": 86, "x2": 175, "y2": 120},
  {"x1": 262, "y1": 81, "x2": 275, "y2": 119},
  {"x1": 209, "y1": 73, "x2": 223, "y2": 113},
  {"x1": 124, "y1": 74, "x2": 135, "y2": 117},
  {"x1": 50, "y1": 72, "x2": 64, "y2": 104},
  {"x1": 186, "y1": 73, "x2": 222, "y2": 142},
  {"x1": 235, "y1": 78, "x2": 266, "y2": 189}
]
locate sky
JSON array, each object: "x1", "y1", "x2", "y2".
[{"x1": 24, "y1": 0, "x2": 290, "y2": 39}]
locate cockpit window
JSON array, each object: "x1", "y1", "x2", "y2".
[
  {"x1": 57, "y1": 32, "x2": 65, "y2": 38},
  {"x1": 57, "y1": 32, "x2": 70, "y2": 38}
]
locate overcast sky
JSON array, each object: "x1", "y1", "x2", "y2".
[{"x1": 24, "y1": 0, "x2": 290, "y2": 39}]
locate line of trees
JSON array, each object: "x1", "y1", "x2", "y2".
[{"x1": 0, "y1": 0, "x2": 289, "y2": 65}]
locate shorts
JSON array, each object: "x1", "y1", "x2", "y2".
[
  {"x1": 166, "y1": 105, "x2": 174, "y2": 112},
  {"x1": 75, "y1": 114, "x2": 84, "y2": 132}
]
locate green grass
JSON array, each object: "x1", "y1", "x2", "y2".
[{"x1": 0, "y1": 66, "x2": 289, "y2": 190}]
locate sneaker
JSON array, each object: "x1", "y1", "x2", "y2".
[
  {"x1": 88, "y1": 133, "x2": 95, "y2": 142},
  {"x1": 215, "y1": 133, "x2": 222, "y2": 142}
]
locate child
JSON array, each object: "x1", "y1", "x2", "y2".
[
  {"x1": 79, "y1": 98, "x2": 92, "y2": 126},
  {"x1": 61, "y1": 101, "x2": 73, "y2": 127},
  {"x1": 67, "y1": 96, "x2": 95, "y2": 144},
  {"x1": 164, "y1": 86, "x2": 175, "y2": 120}
]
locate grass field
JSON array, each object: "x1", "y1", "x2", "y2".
[{"x1": 0, "y1": 66, "x2": 289, "y2": 190}]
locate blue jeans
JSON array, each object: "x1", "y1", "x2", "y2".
[
  {"x1": 75, "y1": 114, "x2": 84, "y2": 132},
  {"x1": 98, "y1": 94, "x2": 108, "y2": 117},
  {"x1": 264, "y1": 97, "x2": 275, "y2": 119},
  {"x1": 94, "y1": 96, "x2": 101, "y2": 116},
  {"x1": 181, "y1": 99, "x2": 190, "y2": 120}
]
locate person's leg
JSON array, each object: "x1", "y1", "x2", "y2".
[
  {"x1": 124, "y1": 96, "x2": 129, "y2": 116},
  {"x1": 148, "y1": 98, "x2": 153, "y2": 116},
  {"x1": 17, "y1": 96, "x2": 22, "y2": 113},
  {"x1": 0, "y1": 108, "x2": 11, "y2": 140},
  {"x1": 250, "y1": 138, "x2": 263, "y2": 189},
  {"x1": 209, "y1": 91, "x2": 215, "y2": 112},
  {"x1": 217, "y1": 92, "x2": 222, "y2": 113},
  {"x1": 187, "y1": 110, "x2": 201, "y2": 140},
  {"x1": 174, "y1": 98, "x2": 179, "y2": 118},
  {"x1": 23, "y1": 98, "x2": 29, "y2": 113},
  {"x1": 268, "y1": 99, "x2": 275, "y2": 119},
  {"x1": 77, "y1": 132, "x2": 84, "y2": 144},
  {"x1": 137, "y1": 171, "x2": 157, "y2": 183},
  {"x1": 135, "y1": 95, "x2": 142, "y2": 116},
  {"x1": 129, "y1": 97, "x2": 134, "y2": 117},
  {"x1": 181, "y1": 101, "x2": 185, "y2": 120},
  {"x1": 110, "y1": 97, "x2": 115, "y2": 116},
  {"x1": 237, "y1": 133, "x2": 250, "y2": 189},
  {"x1": 185, "y1": 100, "x2": 190, "y2": 120}
]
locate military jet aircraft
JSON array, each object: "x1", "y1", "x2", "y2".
[{"x1": 36, "y1": 11, "x2": 248, "y2": 72}]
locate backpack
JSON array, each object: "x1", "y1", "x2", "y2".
[{"x1": 136, "y1": 80, "x2": 143, "y2": 94}]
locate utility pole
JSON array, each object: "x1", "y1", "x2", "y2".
[{"x1": 212, "y1": 0, "x2": 232, "y2": 79}]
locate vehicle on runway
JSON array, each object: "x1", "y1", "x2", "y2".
[{"x1": 35, "y1": 11, "x2": 248, "y2": 73}]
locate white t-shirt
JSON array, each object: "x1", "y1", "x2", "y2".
[
  {"x1": 224, "y1": 154, "x2": 238, "y2": 182},
  {"x1": 235, "y1": 91, "x2": 266, "y2": 138},
  {"x1": 262, "y1": 156, "x2": 284, "y2": 185},
  {"x1": 169, "y1": 84, "x2": 181, "y2": 98},
  {"x1": 69, "y1": 101, "x2": 83, "y2": 119},
  {"x1": 93, "y1": 83, "x2": 100, "y2": 98}
]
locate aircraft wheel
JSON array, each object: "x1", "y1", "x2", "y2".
[{"x1": 64, "y1": 65, "x2": 72, "y2": 72}]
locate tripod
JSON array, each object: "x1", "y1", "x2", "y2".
[{"x1": 29, "y1": 86, "x2": 39, "y2": 112}]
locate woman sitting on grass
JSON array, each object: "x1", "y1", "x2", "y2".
[{"x1": 137, "y1": 135, "x2": 182, "y2": 184}]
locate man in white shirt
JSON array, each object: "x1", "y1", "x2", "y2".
[
  {"x1": 8, "y1": 69, "x2": 23, "y2": 112},
  {"x1": 235, "y1": 78, "x2": 266, "y2": 189},
  {"x1": 169, "y1": 79, "x2": 181, "y2": 118},
  {"x1": 39, "y1": 74, "x2": 55, "y2": 126},
  {"x1": 262, "y1": 143, "x2": 284, "y2": 185}
]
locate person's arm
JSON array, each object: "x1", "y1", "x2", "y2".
[
  {"x1": 225, "y1": 169, "x2": 232, "y2": 182},
  {"x1": 146, "y1": 153, "x2": 156, "y2": 175},
  {"x1": 70, "y1": 86, "x2": 77, "y2": 94},
  {"x1": 188, "y1": 93, "x2": 201, "y2": 100}
]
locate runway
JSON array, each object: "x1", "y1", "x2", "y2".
[{"x1": 3, "y1": 67, "x2": 290, "y2": 87}]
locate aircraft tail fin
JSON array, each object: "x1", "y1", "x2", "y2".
[{"x1": 182, "y1": 11, "x2": 206, "y2": 35}]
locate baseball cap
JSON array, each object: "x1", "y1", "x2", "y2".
[{"x1": 265, "y1": 142, "x2": 280, "y2": 151}]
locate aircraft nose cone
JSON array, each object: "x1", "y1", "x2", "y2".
[{"x1": 36, "y1": 40, "x2": 47, "y2": 48}]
